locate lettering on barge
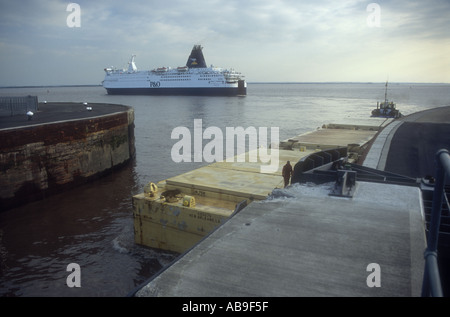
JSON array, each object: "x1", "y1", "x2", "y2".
[
  {"x1": 189, "y1": 211, "x2": 222, "y2": 224},
  {"x1": 193, "y1": 189, "x2": 206, "y2": 197},
  {"x1": 149, "y1": 81, "x2": 161, "y2": 88}
]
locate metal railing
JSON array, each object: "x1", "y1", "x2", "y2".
[
  {"x1": 0, "y1": 96, "x2": 38, "y2": 116},
  {"x1": 422, "y1": 149, "x2": 450, "y2": 297}
]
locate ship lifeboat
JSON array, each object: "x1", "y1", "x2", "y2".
[
  {"x1": 154, "y1": 67, "x2": 168, "y2": 72},
  {"x1": 177, "y1": 66, "x2": 189, "y2": 72}
]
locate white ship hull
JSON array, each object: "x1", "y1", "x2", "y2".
[
  {"x1": 103, "y1": 69, "x2": 246, "y2": 96},
  {"x1": 102, "y1": 45, "x2": 247, "y2": 96}
]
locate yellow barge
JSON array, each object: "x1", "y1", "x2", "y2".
[{"x1": 132, "y1": 123, "x2": 382, "y2": 253}]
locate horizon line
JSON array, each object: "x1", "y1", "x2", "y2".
[{"x1": 1, "y1": 81, "x2": 449, "y2": 89}]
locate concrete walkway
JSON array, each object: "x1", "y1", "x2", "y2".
[
  {"x1": 135, "y1": 181, "x2": 424, "y2": 297},
  {"x1": 384, "y1": 107, "x2": 450, "y2": 180},
  {"x1": 362, "y1": 120, "x2": 403, "y2": 170},
  {"x1": 363, "y1": 106, "x2": 450, "y2": 171},
  {"x1": 0, "y1": 102, "x2": 130, "y2": 130}
]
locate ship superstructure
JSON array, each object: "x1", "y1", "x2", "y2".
[{"x1": 102, "y1": 45, "x2": 246, "y2": 96}]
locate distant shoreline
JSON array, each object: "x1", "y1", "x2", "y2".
[
  {"x1": 0, "y1": 84, "x2": 102, "y2": 89},
  {"x1": 247, "y1": 82, "x2": 450, "y2": 85},
  {"x1": 1, "y1": 82, "x2": 449, "y2": 89}
]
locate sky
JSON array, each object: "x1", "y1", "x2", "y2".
[{"x1": 0, "y1": 0, "x2": 449, "y2": 86}]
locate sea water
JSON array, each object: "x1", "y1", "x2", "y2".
[{"x1": 0, "y1": 83, "x2": 449, "y2": 296}]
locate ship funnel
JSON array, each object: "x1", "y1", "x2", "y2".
[{"x1": 186, "y1": 45, "x2": 207, "y2": 68}]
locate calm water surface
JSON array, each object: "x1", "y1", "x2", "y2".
[{"x1": 1, "y1": 83, "x2": 449, "y2": 296}]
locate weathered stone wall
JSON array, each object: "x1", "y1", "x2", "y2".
[{"x1": 0, "y1": 108, "x2": 135, "y2": 211}]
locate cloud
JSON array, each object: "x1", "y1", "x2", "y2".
[
  {"x1": 0, "y1": 0, "x2": 449, "y2": 85},
  {"x1": 377, "y1": 0, "x2": 450, "y2": 40}
]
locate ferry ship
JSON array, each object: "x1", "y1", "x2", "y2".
[{"x1": 102, "y1": 45, "x2": 247, "y2": 96}]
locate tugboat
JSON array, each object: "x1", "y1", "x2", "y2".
[{"x1": 371, "y1": 81, "x2": 402, "y2": 118}]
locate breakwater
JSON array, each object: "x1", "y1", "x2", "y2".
[{"x1": 0, "y1": 102, "x2": 135, "y2": 211}]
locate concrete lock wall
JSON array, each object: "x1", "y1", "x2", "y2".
[{"x1": 0, "y1": 107, "x2": 135, "y2": 211}]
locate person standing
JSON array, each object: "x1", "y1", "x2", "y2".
[{"x1": 282, "y1": 161, "x2": 293, "y2": 188}]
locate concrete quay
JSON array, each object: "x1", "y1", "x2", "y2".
[
  {"x1": 135, "y1": 181, "x2": 424, "y2": 297},
  {"x1": 0, "y1": 102, "x2": 131, "y2": 130},
  {"x1": 0, "y1": 102, "x2": 135, "y2": 211},
  {"x1": 133, "y1": 106, "x2": 450, "y2": 297}
]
